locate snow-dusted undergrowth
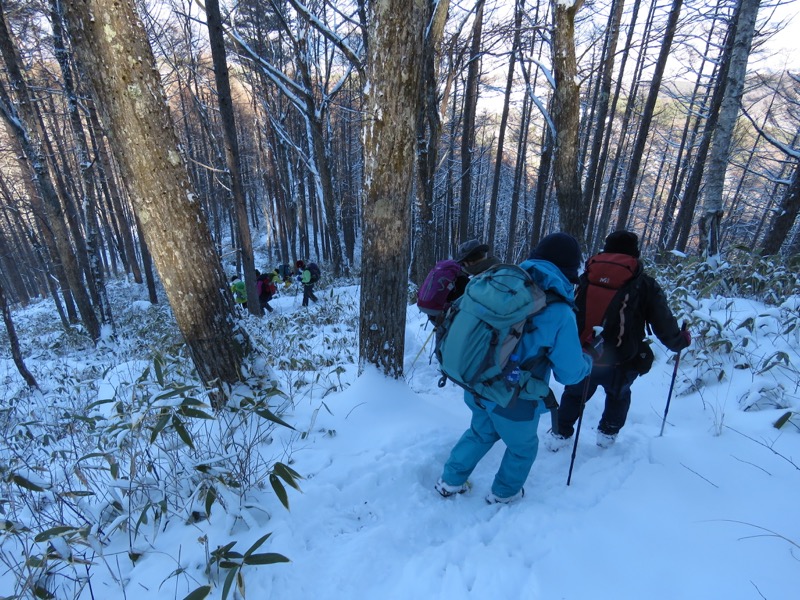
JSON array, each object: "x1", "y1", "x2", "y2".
[{"x1": 1, "y1": 253, "x2": 798, "y2": 599}]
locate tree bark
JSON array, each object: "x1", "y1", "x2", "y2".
[
  {"x1": 0, "y1": 3, "x2": 101, "y2": 341},
  {"x1": 551, "y1": 0, "x2": 585, "y2": 241},
  {"x1": 700, "y1": 0, "x2": 761, "y2": 258},
  {"x1": 761, "y1": 163, "x2": 799, "y2": 256},
  {"x1": 204, "y1": 0, "x2": 260, "y2": 314},
  {"x1": 0, "y1": 279, "x2": 38, "y2": 389},
  {"x1": 359, "y1": 0, "x2": 424, "y2": 377},
  {"x1": 487, "y1": 0, "x2": 523, "y2": 251},
  {"x1": 62, "y1": 0, "x2": 245, "y2": 404},
  {"x1": 615, "y1": 0, "x2": 683, "y2": 231},
  {"x1": 413, "y1": 0, "x2": 449, "y2": 285},
  {"x1": 458, "y1": 0, "x2": 485, "y2": 244}
]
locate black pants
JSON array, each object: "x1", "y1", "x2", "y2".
[
  {"x1": 302, "y1": 284, "x2": 318, "y2": 307},
  {"x1": 260, "y1": 299, "x2": 274, "y2": 313},
  {"x1": 557, "y1": 365, "x2": 638, "y2": 437}
]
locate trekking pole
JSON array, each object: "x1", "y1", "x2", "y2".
[
  {"x1": 659, "y1": 322, "x2": 688, "y2": 437},
  {"x1": 566, "y1": 376, "x2": 591, "y2": 486},
  {"x1": 410, "y1": 328, "x2": 436, "y2": 370}
]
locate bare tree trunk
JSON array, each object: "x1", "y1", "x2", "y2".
[
  {"x1": 0, "y1": 3, "x2": 101, "y2": 341},
  {"x1": 0, "y1": 280, "x2": 38, "y2": 389},
  {"x1": 615, "y1": 0, "x2": 683, "y2": 231},
  {"x1": 458, "y1": 0, "x2": 484, "y2": 244},
  {"x1": 669, "y1": 10, "x2": 738, "y2": 252},
  {"x1": 506, "y1": 90, "x2": 532, "y2": 262},
  {"x1": 204, "y1": 0, "x2": 259, "y2": 314},
  {"x1": 582, "y1": 0, "x2": 625, "y2": 232},
  {"x1": 551, "y1": 0, "x2": 585, "y2": 240},
  {"x1": 413, "y1": 0, "x2": 449, "y2": 285},
  {"x1": 50, "y1": 0, "x2": 114, "y2": 330},
  {"x1": 487, "y1": 0, "x2": 523, "y2": 251},
  {"x1": 62, "y1": 0, "x2": 245, "y2": 403},
  {"x1": 700, "y1": 0, "x2": 761, "y2": 258},
  {"x1": 359, "y1": 0, "x2": 424, "y2": 377},
  {"x1": 761, "y1": 163, "x2": 800, "y2": 255}
]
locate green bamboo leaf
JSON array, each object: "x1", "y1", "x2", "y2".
[
  {"x1": 33, "y1": 584, "x2": 55, "y2": 599},
  {"x1": 237, "y1": 570, "x2": 245, "y2": 597},
  {"x1": 172, "y1": 416, "x2": 194, "y2": 449},
  {"x1": 86, "y1": 398, "x2": 115, "y2": 410},
  {"x1": 12, "y1": 474, "x2": 47, "y2": 492},
  {"x1": 76, "y1": 452, "x2": 108, "y2": 463},
  {"x1": 154, "y1": 357, "x2": 164, "y2": 386},
  {"x1": 154, "y1": 386, "x2": 196, "y2": 400},
  {"x1": 181, "y1": 585, "x2": 211, "y2": 600},
  {"x1": 243, "y1": 532, "x2": 272, "y2": 559},
  {"x1": 180, "y1": 407, "x2": 214, "y2": 420},
  {"x1": 61, "y1": 490, "x2": 94, "y2": 498},
  {"x1": 3, "y1": 520, "x2": 29, "y2": 533},
  {"x1": 273, "y1": 462, "x2": 303, "y2": 491},
  {"x1": 773, "y1": 411, "x2": 793, "y2": 429},
  {"x1": 150, "y1": 413, "x2": 171, "y2": 443},
  {"x1": 205, "y1": 486, "x2": 217, "y2": 518},
  {"x1": 243, "y1": 552, "x2": 291, "y2": 565},
  {"x1": 34, "y1": 527, "x2": 76, "y2": 542},
  {"x1": 254, "y1": 408, "x2": 295, "y2": 430},
  {"x1": 269, "y1": 473, "x2": 289, "y2": 510},
  {"x1": 221, "y1": 566, "x2": 238, "y2": 600}
]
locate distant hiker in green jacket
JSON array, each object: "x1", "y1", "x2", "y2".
[
  {"x1": 296, "y1": 260, "x2": 319, "y2": 307},
  {"x1": 230, "y1": 275, "x2": 246, "y2": 309}
]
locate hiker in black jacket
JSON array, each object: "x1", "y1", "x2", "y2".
[{"x1": 546, "y1": 230, "x2": 691, "y2": 450}]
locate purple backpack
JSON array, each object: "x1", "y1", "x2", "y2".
[{"x1": 417, "y1": 259, "x2": 463, "y2": 316}]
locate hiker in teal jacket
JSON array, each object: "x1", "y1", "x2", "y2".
[{"x1": 436, "y1": 232, "x2": 592, "y2": 504}]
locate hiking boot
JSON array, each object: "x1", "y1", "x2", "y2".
[
  {"x1": 435, "y1": 478, "x2": 471, "y2": 498},
  {"x1": 485, "y1": 488, "x2": 525, "y2": 505},
  {"x1": 542, "y1": 429, "x2": 571, "y2": 452},
  {"x1": 596, "y1": 431, "x2": 617, "y2": 448}
]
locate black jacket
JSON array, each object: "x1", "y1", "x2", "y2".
[{"x1": 578, "y1": 252, "x2": 687, "y2": 366}]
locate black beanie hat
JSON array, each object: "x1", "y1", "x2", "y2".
[
  {"x1": 603, "y1": 230, "x2": 640, "y2": 258},
  {"x1": 529, "y1": 232, "x2": 581, "y2": 284}
]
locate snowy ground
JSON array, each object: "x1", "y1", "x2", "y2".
[{"x1": 2, "y1": 284, "x2": 798, "y2": 599}]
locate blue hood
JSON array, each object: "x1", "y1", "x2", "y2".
[{"x1": 519, "y1": 259, "x2": 577, "y2": 304}]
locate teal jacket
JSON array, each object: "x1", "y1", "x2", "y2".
[{"x1": 515, "y1": 259, "x2": 592, "y2": 387}]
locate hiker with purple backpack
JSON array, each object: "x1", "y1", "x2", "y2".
[{"x1": 417, "y1": 239, "x2": 499, "y2": 327}]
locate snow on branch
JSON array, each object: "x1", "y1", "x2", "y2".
[{"x1": 284, "y1": 0, "x2": 365, "y2": 80}]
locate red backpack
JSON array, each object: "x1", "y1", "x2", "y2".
[
  {"x1": 417, "y1": 260, "x2": 463, "y2": 317},
  {"x1": 576, "y1": 253, "x2": 643, "y2": 365}
]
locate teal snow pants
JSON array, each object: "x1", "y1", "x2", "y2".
[{"x1": 440, "y1": 392, "x2": 543, "y2": 499}]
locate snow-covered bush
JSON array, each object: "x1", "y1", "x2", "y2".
[{"x1": 0, "y1": 283, "x2": 362, "y2": 599}]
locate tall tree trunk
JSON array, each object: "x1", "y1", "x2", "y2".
[
  {"x1": 582, "y1": 0, "x2": 625, "y2": 233},
  {"x1": 669, "y1": 9, "x2": 738, "y2": 252},
  {"x1": 551, "y1": 0, "x2": 585, "y2": 240},
  {"x1": 614, "y1": 0, "x2": 683, "y2": 231},
  {"x1": 413, "y1": 0, "x2": 449, "y2": 285},
  {"x1": 506, "y1": 90, "x2": 533, "y2": 262},
  {"x1": 487, "y1": 0, "x2": 523, "y2": 251},
  {"x1": 359, "y1": 0, "x2": 424, "y2": 377},
  {"x1": 0, "y1": 280, "x2": 38, "y2": 389},
  {"x1": 50, "y1": 0, "x2": 114, "y2": 329},
  {"x1": 0, "y1": 3, "x2": 101, "y2": 341},
  {"x1": 761, "y1": 163, "x2": 799, "y2": 255},
  {"x1": 700, "y1": 0, "x2": 761, "y2": 258},
  {"x1": 204, "y1": 0, "x2": 259, "y2": 314},
  {"x1": 458, "y1": 0, "x2": 484, "y2": 243},
  {"x1": 62, "y1": 0, "x2": 246, "y2": 404}
]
